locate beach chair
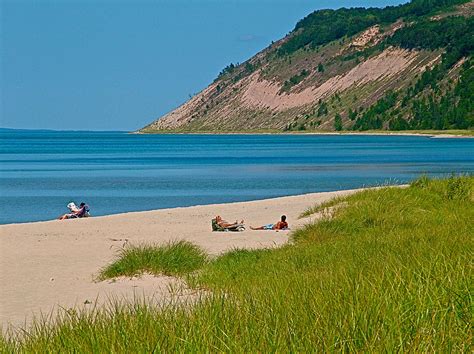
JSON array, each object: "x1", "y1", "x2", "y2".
[
  {"x1": 211, "y1": 218, "x2": 245, "y2": 232},
  {"x1": 70, "y1": 204, "x2": 90, "y2": 218}
]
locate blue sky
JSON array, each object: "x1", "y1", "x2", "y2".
[{"x1": 1, "y1": 0, "x2": 406, "y2": 131}]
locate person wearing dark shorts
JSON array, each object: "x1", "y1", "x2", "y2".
[{"x1": 251, "y1": 215, "x2": 288, "y2": 230}]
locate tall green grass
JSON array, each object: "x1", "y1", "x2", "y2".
[
  {"x1": 299, "y1": 194, "x2": 347, "y2": 218},
  {"x1": 2, "y1": 176, "x2": 472, "y2": 351},
  {"x1": 99, "y1": 240, "x2": 208, "y2": 279}
]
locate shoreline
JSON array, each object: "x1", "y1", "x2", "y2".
[
  {"x1": 134, "y1": 130, "x2": 474, "y2": 138},
  {"x1": 0, "y1": 188, "x2": 365, "y2": 330},
  {"x1": 1, "y1": 188, "x2": 370, "y2": 227}
]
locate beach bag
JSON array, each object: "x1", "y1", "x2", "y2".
[{"x1": 83, "y1": 204, "x2": 91, "y2": 217}]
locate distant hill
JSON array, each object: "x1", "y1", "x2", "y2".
[{"x1": 142, "y1": 0, "x2": 474, "y2": 133}]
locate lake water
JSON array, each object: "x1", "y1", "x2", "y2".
[{"x1": 1, "y1": 130, "x2": 473, "y2": 224}]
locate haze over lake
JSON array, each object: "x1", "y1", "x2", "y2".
[{"x1": 1, "y1": 130, "x2": 473, "y2": 224}]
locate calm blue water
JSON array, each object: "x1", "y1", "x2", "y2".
[{"x1": 1, "y1": 130, "x2": 473, "y2": 224}]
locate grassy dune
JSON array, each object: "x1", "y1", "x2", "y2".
[
  {"x1": 2, "y1": 176, "x2": 472, "y2": 351},
  {"x1": 98, "y1": 240, "x2": 208, "y2": 280}
]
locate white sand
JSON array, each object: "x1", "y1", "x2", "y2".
[{"x1": 0, "y1": 189, "x2": 360, "y2": 330}]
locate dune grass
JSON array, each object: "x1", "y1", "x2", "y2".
[
  {"x1": 299, "y1": 194, "x2": 348, "y2": 218},
  {"x1": 98, "y1": 240, "x2": 208, "y2": 280},
  {"x1": 1, "y1": 176, "x2": 472, "y2": 351}
]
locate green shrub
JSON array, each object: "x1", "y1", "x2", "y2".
[{"x1": 446, "y1": 175, "x2": 472, "y2": 201}]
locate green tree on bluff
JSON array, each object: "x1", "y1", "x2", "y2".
[{"x1": 334, "y1": 114, "x2": 343, "y2": 131}]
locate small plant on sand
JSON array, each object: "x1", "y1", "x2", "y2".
[{"x1": 99, "y1": 240, "x2": 208, "y2": 280}]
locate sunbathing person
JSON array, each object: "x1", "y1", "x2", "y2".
[
  {"x1": 215, "y1": 215, "x2": 244, "y2": 228},
  {"x1": 250, "y1": 215, "x2": 289, "y2": 230},
  {"x1": 59, "y1": 202, "x2": 88, "y2": 220}
]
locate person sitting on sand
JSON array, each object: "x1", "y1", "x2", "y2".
[
  {"x1": 250, "y1": 215, "x2": 289, "y2": 231},
  {"x1": 59, "y1": 202, "x2": 87, "y2": 220},
  {"x1": 215, "y1": 215, "x2": 244, "y2": 229}
]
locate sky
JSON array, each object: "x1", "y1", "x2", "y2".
[{"x1": 1, "y1": 0, "x2": 407, "y2": 131}]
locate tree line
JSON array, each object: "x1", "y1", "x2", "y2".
[{"x1": 278, "y1": 0, "x2": 469, "y2": 56}]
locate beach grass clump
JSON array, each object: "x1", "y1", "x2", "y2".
[
  {"x1": 299, "y1": 194, "x2": 347, "y2": 218},
  {"x1": 98, "y1": 240, "x2": 208, "y2": 279},
  {"x1": 2, "y1": 176, "x2": 472, "y2": 352}
]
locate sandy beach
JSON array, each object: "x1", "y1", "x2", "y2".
[{"x1": 0, "y1": 188, "x2": 362, "y2": 331}]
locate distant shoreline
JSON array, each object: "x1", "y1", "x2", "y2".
[
  {"x1": 3, "y1": 128, "x2": 472, "y2": 138},
  {"x1": 134, "y1": 130, "x2": 474, "y2": 138}
]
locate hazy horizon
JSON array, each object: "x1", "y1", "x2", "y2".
[{"x1": 2, "y1": 0, "x2": 407, "y2": 132}]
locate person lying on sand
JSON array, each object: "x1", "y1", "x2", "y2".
[
  {"x1": 59, "y1": 202, "x2": 88, "y2": 220},
  {"x1": 250, "y1": 215, "x2": 289, "y2": 231},
  {"x1": 215, "y1": 215, "x2": 244, "y2": 229}
]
